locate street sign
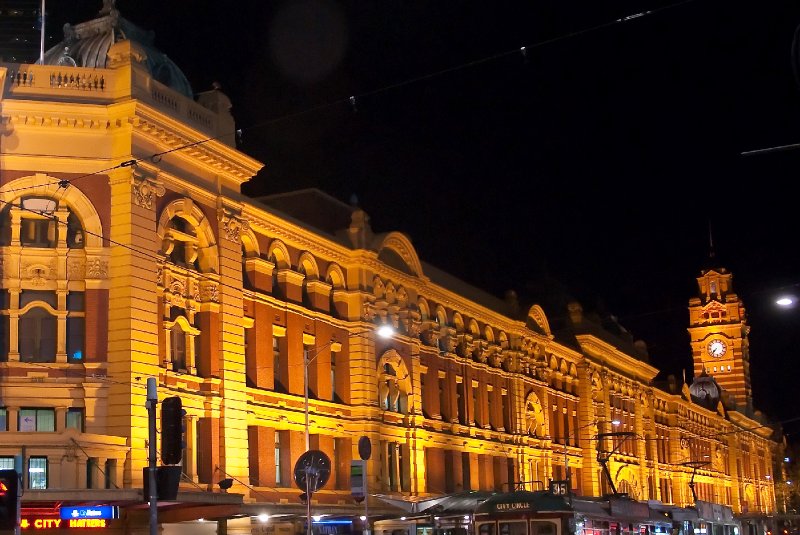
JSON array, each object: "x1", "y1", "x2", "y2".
[
  {"x1": 549, "y1": 479, "x2": 569, "y2": 496},
  {"x1": 293, "y1": 450, "x2": 331, "y2": 494},
  {"x1": 60, "y1": 505, "x2": 118, "y2": 520},
  {"x1": 350, "y1": 460, "x2": 366, "y2": 500},
  {"x1": 358, "y1": 436, "x2": 371, "y2": 460}
]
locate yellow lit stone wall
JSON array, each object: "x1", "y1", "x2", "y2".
[{"x1": 0, "y1": 46, "x2": 778, "y2": 527}]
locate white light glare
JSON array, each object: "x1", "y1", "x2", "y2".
[
  {"x1": 258, "y1": 514, "x2": 270, "y2": 523},
  {"x1": 610, "y1": 419, "x2": 621, "y2": 426},
  {"x1": 776, "y1": 297, "x2": 795, "y2": 307},
  {"x1": 377, "y1": 325, "x2": 394, "y2": 338},
  {"x1": 785, "y1": 457, "x2": 791, "y2": 463},
  {"x1": 360, "y1": 516, "x2": 367, "y2": 521},
  {"x1": 313, "y1": 516, "x2": 322, "y2": 522},
  {"x1": 464, "y1": 516, "x2": 470, "y2": 521}
]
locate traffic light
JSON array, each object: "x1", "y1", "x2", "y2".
[
  {"x1": 161, "y1": 396, "x2": 186, "y2": 465},
  {"x1": 0, "y1": 469, "x2": 19, "y2": 530}
]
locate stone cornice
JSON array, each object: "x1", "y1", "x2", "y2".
[
  {"x1": 132, "y1": 103, "x2": 263, "y2": 186},
  {"x1": 576, "y1": 334, "x2": 660, "y2": 382},
  {"x1": 0, "y1": 98, "x2": 135, "y2": 130},
  {"x1": 244, "y1": 200, "x2": 537, "y2": 338}
]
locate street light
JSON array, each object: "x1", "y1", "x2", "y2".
[
  {"x1": 303, "y1": 323, "x2": 395, "y2": 449},
  {"x1": 302, "y1": 323, "x2": 394, "y2": 535}
]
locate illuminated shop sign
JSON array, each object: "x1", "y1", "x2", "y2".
[
  {"x1": 21, "y1": 518, "x2": 110, "y2": 529},
  {"x1": 60, "y1": 506, "x2": 118, "y2": 520}
]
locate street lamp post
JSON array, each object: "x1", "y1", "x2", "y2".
[{"x1": 301, "y1": 324, "x2": 394, "y2": 535}]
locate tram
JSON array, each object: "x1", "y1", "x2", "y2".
[
  {"x1": 372, "y1": 488, "x2": 740, "y2": 535},
  {"x1": 471, "y1": 491, "x2": 740, "y2": 535}
]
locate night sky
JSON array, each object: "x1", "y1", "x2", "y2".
[{"x1": 48, "y1": 1, "x2": 800, "y2": 435}]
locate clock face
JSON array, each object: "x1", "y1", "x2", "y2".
[{"x1": 707, "y1": 339, "x2": 727, "y2": 358}]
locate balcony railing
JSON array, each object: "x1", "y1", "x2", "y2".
[{"x1": 1, "y1": 62, "x2": 226, "y2": 140}]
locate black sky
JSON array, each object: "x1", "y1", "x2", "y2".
[{"x1": 50, "y1": 1, "x2": 800, "y2": 432}]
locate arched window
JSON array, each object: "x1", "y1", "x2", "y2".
[
  {"x1": 163, "y1": 315, "x2": 199, "y2": 374},
  {"x1": 162, "y1": 216, "x2": 201, "y2": 270},
  {"x1": 378, "y1": 362, "x2": 409, "y2": 414},
  {"x1": 170, "y1": 324, "x2": 187, "y2": 372}
]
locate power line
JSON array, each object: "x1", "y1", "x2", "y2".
[{"x1": 4, "y1": 0, "x2": 699, "y2": 195}]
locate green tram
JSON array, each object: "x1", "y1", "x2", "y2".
[
  {"x1": 471, "y1": 491, "x2": 740, "y2": 535},
  {"x1": 374, "y1": 489, "x2": 741, "y2": 535}
]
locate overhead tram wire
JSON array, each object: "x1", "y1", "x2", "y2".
[{"x1": 0, "y1": 0, "x2": 700, "y2": 196}]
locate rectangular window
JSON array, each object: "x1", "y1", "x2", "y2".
[
  {"x1": 330, "y1": 352, "x2": 337, "y2": 402},
  {"x1": 67, "y1": 317, "x2": 85, "y2": 362},
  {"x1": 19, "y1": 309, "x2": 57, "y2": 362},
  {"x1": 420, "y1": 373, "x2": 428, "y2": 418},
  {"x1": 471, "y1": 381, "x2": 479, "y2": 426},
  {"x1": 20, "y1": 218, "x2": 56, "y2": 248},
  {"x1": 170, "y1": 325, "x2": 186, "y2": 371},
  {"x1": 438, "y1": 376, "x2": 447, "y2": 420},
  {"x1": 456, "y1": 380, "x2": 465, "y2": 425},
  {"x1": 66, "y1": 292, "x2": 85, "y2": 311},
  {"x1": 19, "y1": 408, "x2": 55, "y2": 432},
  {"x1": 0, "y1": 408, "x2": 7, "y2": 431},
  {"x1": 304, "y1": 345, "x2": 315, "y2": 399},
  {"x1": 0, "y1": 457, "x2": 14, "y2": 470},
  {"x1": 28, "y1": 457, "x2": 48, "y2": 489},
  {"x1": 273, "y1": 337, "x2": 283, "y2": 392},
  {"x1": 86, "y1": 458, "x2": 96, "y2": 488},
  {"x1": 486, "y1": 387, "x2": 494, "y2": 430},
  {"x1": 66, "y1": 408, "x2": 84, "y2": 432},
  {"x1": 274, "y1": 432, "x2": 282, "y2": 486},
  {"x1": 502, "y1": 391, "x2": 510, "y2": 431},
  {"x1": 105, "y1": 459, "x2": 116, "y2": 489}
]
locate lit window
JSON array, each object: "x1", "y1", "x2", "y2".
[
  {"x1": 0, "y1": 408, "x2": 6, "y2": 431},
  {"x1": 0, "y1": 457, "x2": 14, "y2": 470},
  {"x1": 19, "y1": 408, "x2": 54, "y2": 432},
  {"x1": 28, "y1": 457, "x2": 48, "y2": 489}
]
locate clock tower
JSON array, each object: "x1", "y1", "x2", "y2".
[{"x1": 687, "y1": 263, "x2": 752, "y2": 412}]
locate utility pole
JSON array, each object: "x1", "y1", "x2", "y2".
[{"x1": 146, "y1": 378, "x2": 158, "y2": 535}]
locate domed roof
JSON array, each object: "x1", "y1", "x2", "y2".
[
  {"x1": 41, "y1": 0, "x2": 193, "y2": 98},
  {"x1": 689, "y1": 370, "x2": 722, "y2": 410}
]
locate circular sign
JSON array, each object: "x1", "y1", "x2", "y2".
[
  {"x1": 358, "y1": 436, "x2": 372, "y2": 461},
  {"x1": 293, "y1": 450, "x2": 331, "y2": 494}
]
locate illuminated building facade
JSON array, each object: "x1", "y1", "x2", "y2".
[{"x1": 0, "y1": 4, "x2": 778, "y2": 534}]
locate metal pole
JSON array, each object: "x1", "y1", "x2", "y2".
[
  {"x1": 39, "y1": 0, "x2": 45, "y2": 64},
  {"x1": 304, "y1": 352, "x2": 310, "y2": 451},
  {"x1": 364, "y1": 460, "x2": 369, "y2": 535},
  {"x1": 146, "y1": 378, "x2": 158, "y2": 535},
  {"x1": 304, "y1": 351, "x2": 311, "y2": 535},
  {"x1": 306, "y1": 468, "x2": 312, "y2": 535}
]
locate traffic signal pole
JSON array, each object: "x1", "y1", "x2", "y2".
[{"x1": 146, "y1": 378, "x2": 158, "y2": 535}]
